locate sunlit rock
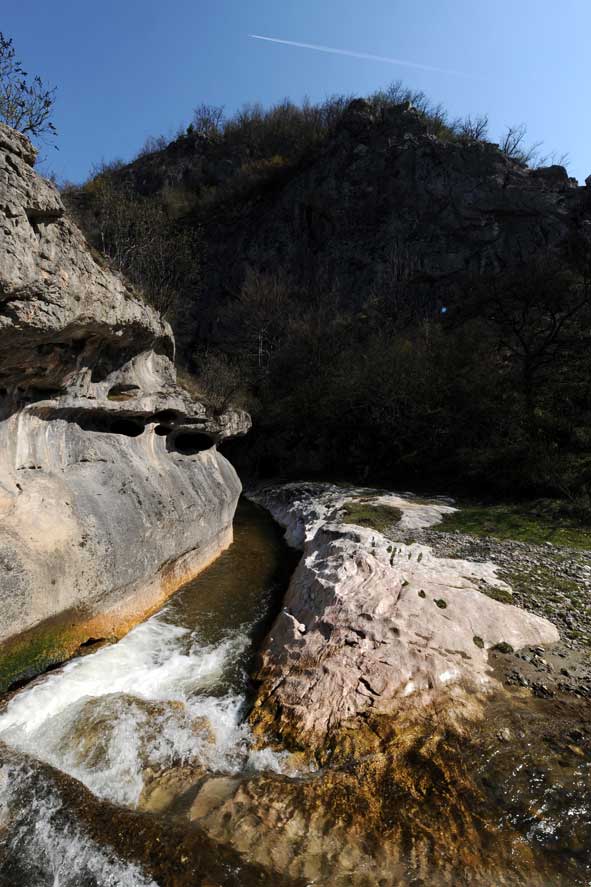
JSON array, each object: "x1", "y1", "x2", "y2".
[
  {"x1": 0, "y1": 122, "x2": 250, "y2": 688},
  {"x1": 249, "y1": 483, "x2": 559, "y2": 752}
]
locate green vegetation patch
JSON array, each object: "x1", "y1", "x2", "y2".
[
  {"x1": 435, "y1": 504, "x2": 591, "y2": 550},
  {"x1": 342, "y1": 500, "x2": 402, "y2": 533},
  {"x1": 0, "y1": 627, "x2": 75, "y2": 693},
  {"x1": 483, "y1": 586, "x2": 514, "y2": 605},
  {"x1": 473, "y1": 636, "x2": 485, "y2": 649},
  {"x1": 492, "y1": 642, "x2": 514, "y2": 654},
  {"x1": 434, "y1": 598, "x2": 448, "y2": 609}
]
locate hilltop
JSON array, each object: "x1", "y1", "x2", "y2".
[{"x1": 65, "y1": 87, "x2": 591, "y2": 505}]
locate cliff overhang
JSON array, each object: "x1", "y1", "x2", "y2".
[{"x1": 0, "y1": 123, "x2": 250, "y2": 690}]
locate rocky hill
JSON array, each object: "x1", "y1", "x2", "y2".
[
  {"x1": 87, "y1": 97, "x2": 590, "y2": 321},
  {"x1": 131, "y1": 100, "x2": 591, "y2": 276},
  {"x1": 67, "y1": 93, "x2": 591, "y2": 499}
]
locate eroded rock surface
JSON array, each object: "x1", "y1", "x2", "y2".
[
  {"x1": 0, "y1": 123, "x2": 250, "y2": 687},
  {"x1": 168, "y1": 485, "x2": 575, "y2": 886},
  {"x1": 249, "y1": 483, "x2": 559, "y2": 751}
]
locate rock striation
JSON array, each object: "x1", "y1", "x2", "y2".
[
  {"x1": 249, "y1": 483, "x2": 559, "y2": 753},
  {"x1": 0, "y1": 123, "x2": 250, "y2": 688}
]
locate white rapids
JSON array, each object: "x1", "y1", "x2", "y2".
[
  {"x1": 0, "y1": 758, "x2": 158, "y2": 887},
  {"x1": 0, "y1": 611, "x2": 285, "y2": 809},
  {"x1": 0, "y1": 499, "x2": 292, "y2": 886}
]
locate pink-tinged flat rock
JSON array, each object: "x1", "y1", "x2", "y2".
[{"x1": 250, "y1": 484, "x2": 559, "y2": 743}]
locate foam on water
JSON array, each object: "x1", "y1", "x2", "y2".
[
  {"x1": 0, "y1": 759, "x2": 159, "y2": 887},
  {"x1": 0, "y1": 611, "x2": 286, "y2": 807}
]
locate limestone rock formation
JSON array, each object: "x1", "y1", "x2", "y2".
[
  {"x1": 0, "y1": 123, "x2": 250, "y2": 688},
  {"x1": 131, "y1": 484, "x2": 566, "y2": 886},
  {"x1": 249, "y1": 483, "x2": 559, "y2": 753}
]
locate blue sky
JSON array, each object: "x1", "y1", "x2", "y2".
[{"x1": 4, "y1": 1, "x2": 590, "y2": 183}]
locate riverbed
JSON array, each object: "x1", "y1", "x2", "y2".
[
  {"x1": 0, "y1": 499, "x2": 298, "y2": 886},
  {"x1": 0, "y1": 493, "x2": 589, "y2": 887}
]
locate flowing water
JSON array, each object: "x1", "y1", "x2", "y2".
[
  {"x1": 0, "y1": 499, "x2": 297, "y2": 887},
  {"x1": 0, "y1": 498, "x2": 589, "y2": 886}
]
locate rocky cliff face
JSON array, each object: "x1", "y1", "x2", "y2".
[
  {"x1": 98, "y1": 99, "x2": 591, "y2": 347},
  {"x1": 202, "y1": 105, "x2": 588, "y2": 300},
  {"x1": 0, "y1": 123, "x2": 250, "y2": 689}
]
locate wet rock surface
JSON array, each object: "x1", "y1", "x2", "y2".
[
  {"x1": 247, "y1": 483, "x2": 559, "y2": 752},
  {"x1": 187, "y1": 481, "x2": 590, "y2": 886},
  {"x1": 1, "y1": 480, "x2": 588, "y2": 885},
  {"x1": 0, "y1": 744, "x2": 300, "y2": 887}
]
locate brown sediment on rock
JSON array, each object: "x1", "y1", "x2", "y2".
[
  {"x1": 0, "y1": 524, "x2": 233, "y2": 692},
  {"x1": 181, "y1": 672, "x2": 591, "y2": 885},
  {"x1": 186, "y1": 691, "x2": 579, "y2": 886},
  {"x1": 0, "y1": 744, "x2": 303, "y2": 887},
  {"x1": 193, "y1": 482, "x2": 576, "y2": 885}
]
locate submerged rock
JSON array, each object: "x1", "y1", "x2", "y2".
[
  {"x1": 0, "y1": 123, "x2": 250, "y2": 689},
  {"x1": 164, "y1": 482, "x2": 573, "y2": 886}
]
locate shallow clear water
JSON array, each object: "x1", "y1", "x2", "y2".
[{"x1": 0, "y1": 499, "x2": 294, "y2": 885}]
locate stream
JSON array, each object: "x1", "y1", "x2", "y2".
[
  {"x1": 0, "y1": 499, "x2": 296, "y2": 887},
  {"x1": 0, "y1": 497, "x2": 589, "y2": 886}
]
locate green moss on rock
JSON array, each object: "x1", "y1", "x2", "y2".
[
  {"x1": 435, "y1": 504, "x2": 591, "y2": 550},
  {"x1": 492, "y1": 642, "x2": 514, "y2": 654},
  {"x1": 483, "y1": 586, "x2": 514, "y2": 605},
  {"x1": 0, "y1": 627, "x2": 76, "y2": 692},
  {"x1": 342, "y1": 500, "x2": 402, "y2": 533}
]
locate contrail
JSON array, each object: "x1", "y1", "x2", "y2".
[{"x1": 249, "y1": 34, "x2": 468, "y2": 77}]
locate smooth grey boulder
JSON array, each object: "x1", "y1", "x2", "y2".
[{"x1": 0, "y1": 123, "x2": 250, "y2": 686}]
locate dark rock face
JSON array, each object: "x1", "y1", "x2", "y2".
[
  {"x1": 0, "y1": 123, "x2": 250, "y2": 688},
  {"x1": 211, "y1": 114, "x2": 582, "y2": 281},
  {"x1": 104, "y1": 102, "x2": 590, "y2": 347}
]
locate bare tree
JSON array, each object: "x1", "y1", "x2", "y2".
[
  {"x1": 457, "y1": 114, "x2": 489, "y2": 141},
  {"x1": 0, "y1": 32, "x2": 56, "y2": 140},
  {"x1": 499, "y1": 124, "x2": 541, "y2": 166},
  {"x1": 227, "y1": 268, "x2": 295, "y2": 370},
  {"x1": 194, "y1": 351, "x2": 243, "y2": 413},
  {"x1": 136, "y1": 133, "x2": 169, "y2": 157},
  {"x1": 532, "y1": 148, "x2": 570, "y2": 170},
  {"x1": 80, "y1": 175, "x2": 199, "y2": 316},
  {"x1": 191, "y1": 103, "x2": 225, "y2": 138},
  {"x1": 466, "y1": 263, "x2": 591, "y2": 417}
]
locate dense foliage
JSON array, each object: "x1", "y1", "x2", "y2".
[{"x1": 217, "y1": 257, "x2": 591, "y2": 512}]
